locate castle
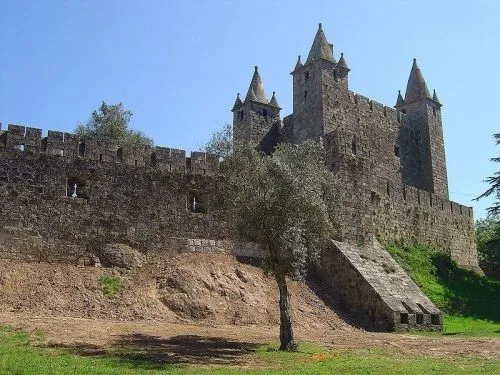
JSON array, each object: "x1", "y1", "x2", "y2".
[
  {"x1": 0, "y1": 25, "x2": 479, "y2": 331},
  {"x1": 232, "y1": 23, "x2": 478, "y2": 269}
]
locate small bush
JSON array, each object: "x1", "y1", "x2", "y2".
[{"x1": 98, "y1": 275, "x2": 123, "y2": 298}]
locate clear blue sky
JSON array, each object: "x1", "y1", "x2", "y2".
[{"x1": 1, "y1": 0, "x2": 499, "y2": 219}]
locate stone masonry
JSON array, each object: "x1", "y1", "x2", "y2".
[
  {"x1": 231, "y1": 24, "x2": 480, "y2": 330},
  {"x1": 0, "y1": 24, "x2": 479, "y2": 332}
]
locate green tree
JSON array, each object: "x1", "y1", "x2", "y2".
[
  {"x1": 222, "y1": 141, "x2": 339, "y2": 351},
  {"x1": 201, "y1": 123, "x2": 233, "y2": 159},
  {"x1": 475, "y1": 216, "x2": 500, "y2": 267},
  {"x1": 76, "y1": 102, "x2": 153, "y2": 146},
  {"x1": 475, "y1": 133, "x2": 500, "y2": 216}
]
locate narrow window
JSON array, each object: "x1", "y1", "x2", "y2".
[
  {"x1": 151, "y1": 152, "x2": 157, "y2": 167},
  {"x1": 60, "y1": 149, "x2": 64, "y2": 156},
  {"x1": 78, "y1": 142, "x2": 85, "y2": 157},
  {"x1": 431, "y1": 314, "x2": 440, "y2": 325},
  {"x1": 416, "y1": 313, "x2": 424, "y2": 324},
  {"x1": 433, "y1": 107, "x2": 437, "y2": 116},
  {"x1": 386, "y1": 181, "x2": 390, "y2": 196},
  {"x1": 187, "y1": 193, "x2": 206, "y2": 214},
  {"x1": 304, "y1": 90, "x2": 308, "y2": 101},
  {"x1": 400, "y1": 313, "x2": 409, "y2": 324},
  {"x1": 304, "y1": 71, "x2": 310, "y2": 81},
  {"x1": 402, "y1": 109, "x2": 407, "y2": 114},
  {"x1": 67, "y1": 176, "x2": 90, "y2": 199},
  {"x1": 262, "y1": 109, "x2": 268, "y2": 118},
  {"x1": 394, "y1": 145, "x2": 400, "y2": 157},
  {"x1": 351, "y1": 139, "x2": 357, "y2": 155},
  {"x1": 134, "y1": 160, "x2": 138, "y2": 167},
  {"x1": 99, "y1": 154, "x2": 103, "y2": 162},
  {"x1": 41, "y1": 138, "x2": 48, "y2": 153},
  {"x1": 117, "y1": 147, "x2": 123, "y2": 161},
  {"x1": 238, "y1": 110, "x2": 244, "y2": 120}
]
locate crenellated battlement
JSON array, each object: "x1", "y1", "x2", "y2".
[
  {"x1": 0, "y1": 123, "x2": 219, "y2": 174},
  {"x1": 346, "y1": 92, "x2": 399, "y2": 122}
]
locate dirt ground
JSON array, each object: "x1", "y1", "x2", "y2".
[
  {"x1": 0, "y1": 313, "x2": 498, "y2": 365},
  {"x1": 0, "y1": 254, "x2": 498, "y2": 364}
]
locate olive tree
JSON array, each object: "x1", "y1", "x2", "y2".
[
  {"x1": 76, "y1": 102, "x2": 153, "y2": 146},
  {"x1": 222, "y1": 140, "x2": 339, "y2": 351},
  {"x1": 201, "y1": 123, "x2": 233, "y2": 159}
]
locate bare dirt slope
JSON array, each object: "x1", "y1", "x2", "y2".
[{"x1": 0, "y1": 254, "x2": 350, "y2": 332}]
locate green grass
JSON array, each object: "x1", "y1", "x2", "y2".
[
  {"x1": 385, "y1": 243, "x2": 500, "y2": 336},
  {"x1": 98, "y1": 275, "x2": 123, "y2": 298},
  {"x1": 1, "y1": 327, "x2": 498, "y2": 375}
]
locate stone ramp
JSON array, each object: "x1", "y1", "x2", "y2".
[{"x1": 318, "y1": 239, "x2": 442, "y2": 331}]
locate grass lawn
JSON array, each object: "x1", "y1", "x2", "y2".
[
  {"x1": 385, "y1": 243, "x2": 500, "y2": 337},
  {"x1": 0, "y1": 326, "x2": 498, "y2": 375}
]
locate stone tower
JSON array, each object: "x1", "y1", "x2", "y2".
[
  {"x1": 396, "y1": 59, "x2": 449, "y2": 199},
  {"x1": 291, "y1": 23, "x2": 348, "y2": 143},
  {"x1": 232, "y1": 66, "x2": 281, "y2": 149}
]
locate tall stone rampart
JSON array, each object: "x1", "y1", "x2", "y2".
[
  {"x1": 324, "y1": 129, "x2": 478, "y2": 270},
  {"x1": 0, "y1": 124, "x2": 228, "y2": 264}
]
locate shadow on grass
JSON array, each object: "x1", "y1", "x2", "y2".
[
  {"x1": 50, "y1": 334, "x2": 260, "y2": 369},
  {"x1": 432, "y1": 253, "x2": 500, "y2": 322}
]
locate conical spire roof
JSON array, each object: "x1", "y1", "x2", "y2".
[
  {"x1": 232, "y1": 93, "x2": 243, "y2": 111},
  {"x1": 432, "y1": 89, "x2": 440, "y2": 104},
  {"x1": 404, "y1": 58, "x2": 431, "y2": 103},
  {"x1": 306, "y1": 23, "x2": 335, "y2": 63},
  {"x1": 269, "y1": 91, "x2": 281, "y2": 108},
  {"x1": 294, "y1": 55, "x2": 303, "y2": 71},
  {"x1": 395, "y1": 90, "x2": 405, "y2": 107},
  {"x1": 337, "y1": 52, "x2": 349, "y2": 70},
  {"x1": 244, "y1": 66, "x2": 268, "y2": 104},
  {"x1": 245, "y1": 87, "x2": 257, "y2": 102}
]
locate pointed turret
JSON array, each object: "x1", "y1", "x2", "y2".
[
  {"x1": 245, "y1": 66, "x2": 268, "y2": 104},
  {"x1": 306, "y1": 23, "x2": 335, "y2": 63},
  {"x1": 269, "y1": 92, "x2": 281, "y2": 109},
  {"x1": 395, "y1": 90, "x2": 405, "y2": 107},
  {"x1": 231, "y1": 93, "x2": 243, "y2": 111},
  {"x1": 432, "y1": 89, "x2": 441, "y2": 105},
  {"x1": 404, "y1": 58, "x2": 431, "y2": 104},
  {"x1": 337, "y1": 52, "x2": 349, "y2": 70},
  {"x1": 245, "y1": 87, "x2": 257, "y2": 102},
  {"x1": 293, "y1": 55, "x2": 303, "y2": 72}
]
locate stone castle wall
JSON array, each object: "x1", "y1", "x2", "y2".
[
  {"x1": 0, "y1": 121, "x2": 478, "y2": 269},
  {"x1": 324, "y1": 129, "x2": 478, "y2": 269},
  {"x1": 0, "y1": 124, "x2": 229, "y2": 264}
]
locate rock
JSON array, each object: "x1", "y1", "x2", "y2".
[{"x1": 98, "y1": 243, "x2": 145, "y2": 269}]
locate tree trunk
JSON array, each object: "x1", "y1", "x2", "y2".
[{"x1": 275, "y1": 273, "x2": 297, "y2": 351}]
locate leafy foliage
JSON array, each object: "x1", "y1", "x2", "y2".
[
  {"x1": 98, "y1": 275, "x2": 123, "y2": 298},
  {"x1": 223, "y1": 141, "x2": 339, "y2": 280},
  {"x1": 475, "y1": 133, "x2": 500, "y2": 216},
  {"x1": 475, "y1": 216, "x2": 500, "y2": 267},
  {"x1": 222, "y1": 140, "x2": 339, "y2": 351},
  {"x1": 76, "y1": 102, "x2": 153, "y2": 146},
  {"x1": 200, "y1": 123, "x2": 233, "y2": 159}
]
